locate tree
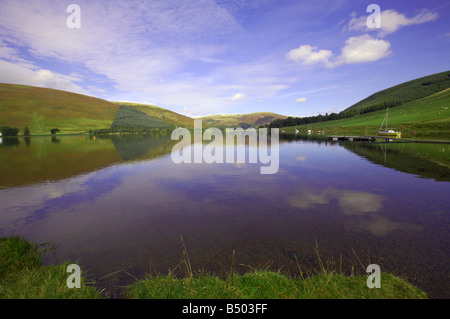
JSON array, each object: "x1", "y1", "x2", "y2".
[
  {"x1": 23, "y1": 126, "x2": 31, "y2": 136},
  {"x1": 50, "y1": 128, "x2": 60, "y2": 135},
  {"x1": 0, "y1": 126, "x2": 19, "y2": 137}
]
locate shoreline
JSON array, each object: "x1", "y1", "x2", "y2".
[
  {"x1": 2, "y1": 130, "x2": 450, "y2": 144},
  {"x1": 0, "y1": 236, "x2": 428, "y2": 299}
]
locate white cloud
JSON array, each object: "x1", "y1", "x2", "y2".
[
  {"x1": 346, "y1": 9, "x2": 438, "y2": 36},
  {"x1": 0, "y1": 60, "x2": 86, "y2": 94},
  {"x1": 0, "y1": 39, "x2": 88, "y2": 93},
  {"x1": 287, "y1": 34, "x2": 390, "y2": 69},
  {"x1": 337, "y1": 34, "x2": 391, "y2": 65},
  {"x1": 231, "y1": 93, "x2": 246, "y2": 101},
  {"x1": 295, "y1": 97, "x2": 307, "y2": 104},
  {"x1": 286, "y1": 45, "x2": 333, "y2": 67}
]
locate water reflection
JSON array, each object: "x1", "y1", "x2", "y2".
[
  {"x1": 342, "y1": 141, "x2": 450, "y2": 182},
  {"x1": 111, "y1": 134, "x2": 176, "y2": 162},
  {"x1": 0, "y1": 134, "x2": 176, "y2": 189},
  {"x1": 286, "y1": 187, "x2": 422, "y2": 237},
  {"x1": 287, "y1": 188, "x2": 383, "y2": 216},
  {"x1": 0, "y1": 137, "x2": 20, "y2": 147}
]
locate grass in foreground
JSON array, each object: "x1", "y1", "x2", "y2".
[
  {"x1": 0, "y1": 236, "x2": 428, "y2": 299},
  {"x1": 0, "y1": 236, "x2": 103, "y2": 299},
  {"x1": 125, "y1": 271, "x2": 427, "y2": 299}
]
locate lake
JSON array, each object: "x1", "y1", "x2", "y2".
[{"x1": 0, "y1": 134, "x2": 449, "y2": 298}]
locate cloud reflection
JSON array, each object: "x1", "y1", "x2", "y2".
[
  {"x1": 286, "y1": 188, "x2": 383, "y2": 215},
  {"x1": 286, "y1": 188, "x2": 419, "y2": 237}
]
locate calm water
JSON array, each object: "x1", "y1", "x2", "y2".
[{"x1": 0, "y1": 134, "x2": 449, "y2": 298}]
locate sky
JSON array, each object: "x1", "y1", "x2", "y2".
[{"x1": 0, "y1": 0, "x2": 449, "y2": 118}]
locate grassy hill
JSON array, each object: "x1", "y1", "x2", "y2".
[
  {"x1": 114, "y1": 102, "x2": 195, "y2": 129},
  {"x1": 286, "y1": 88, "x2": 450, "y2": 140},
  {"x1": 198, "y1": 112, "x2": 288, "y2": 128},
  {"x1": 345, "y1": 70, "x2": 450, "y2": 113},
  {"x1": 0, "y1": 83, "x2": 287, "y2": 134},
  {"x1": 0, "y1": 83, "x2": 120, "y2": 134}
]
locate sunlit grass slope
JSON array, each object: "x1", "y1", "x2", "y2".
[
  {"x1": 0, "y1": 83, "x2": 120, "y2": 134},
  {"x1": 289, "y1": 88, "x2": 450, "y2": 140},
  {"x1": 346, "y1": 70, "x2": 450, "y2": 112}
]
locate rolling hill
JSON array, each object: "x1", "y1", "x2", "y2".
[
  {"x1": 198, "y1": 112, "x2": 288, "y2": 128},
  {"x1": 286, "y1": 87, "x2": 450, "y2": 140},
  {"x1": 0, "y1": 83, "x2": 120, "y2": 134},
  {"x1": 0, "y1": 83, "x2": 283, "y2": 134},
  {"x1": 344, "y1": 70, "x2": 450, "y2": 113},
  {"x1": 2, "y1": 69, "x2": 448, "y2": 139}
]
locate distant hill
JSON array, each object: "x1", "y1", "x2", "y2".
[
  {"x1": 0, "y1": 83, "x2": 120, "y2": 134},
  {"x1": 344, "y1": 70, "x2": 450, "y2": 113},
  {"x1": 198, "y1": 112, "x2": 288, "y2": 128}
]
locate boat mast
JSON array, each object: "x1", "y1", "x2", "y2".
[
  {"x1": 379, "y1": 108, "x2": 388, "y2": 131},
  {"x1": 386, "y1": 107, "x2": 388, "y2": 129}
]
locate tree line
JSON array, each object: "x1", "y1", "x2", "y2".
[
  {"x1": 89, "y1": 127, "x2": 174, "y2": 135},
  {"x1": 0, "y1": 126, "x2": 59, "y2": 136},
  {"x1": 266, "y1": 101, "x2": 402, "y2": 129}
]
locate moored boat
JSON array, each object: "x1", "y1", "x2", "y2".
[{"x1": 377, "y1": 108, "x2": 401, "y2": 138}]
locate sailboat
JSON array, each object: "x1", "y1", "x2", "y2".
[{"x1": 377, "y1": 108, "x2": 401, "y2": 138}]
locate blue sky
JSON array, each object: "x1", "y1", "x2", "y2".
[{"x1": 0, "y1": 0, "x2": 449, "y2": 118}]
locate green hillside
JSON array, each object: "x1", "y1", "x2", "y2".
[
  {"x1": 345, "y1": 70, "x2": 450, "y2": 113},
  {"x1": 114, "y1": 102, "x2": 195, "y2": 129},
  {"x1": 0, "y1": 83, "x2": 120, "y2": 134},
  {"x1": 111, "y1": 105, "x2": 171, "y2": 131},
  {"x1": 286, "y1": 88, "x2": 450, "y2": 140},
  {"x1": 198, "y1": 112, "x2": 288, "y2": 128}
]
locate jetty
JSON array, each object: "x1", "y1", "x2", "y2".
[{"x1": 327, "y1": 135, "x2": 450, "y2": 144}]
